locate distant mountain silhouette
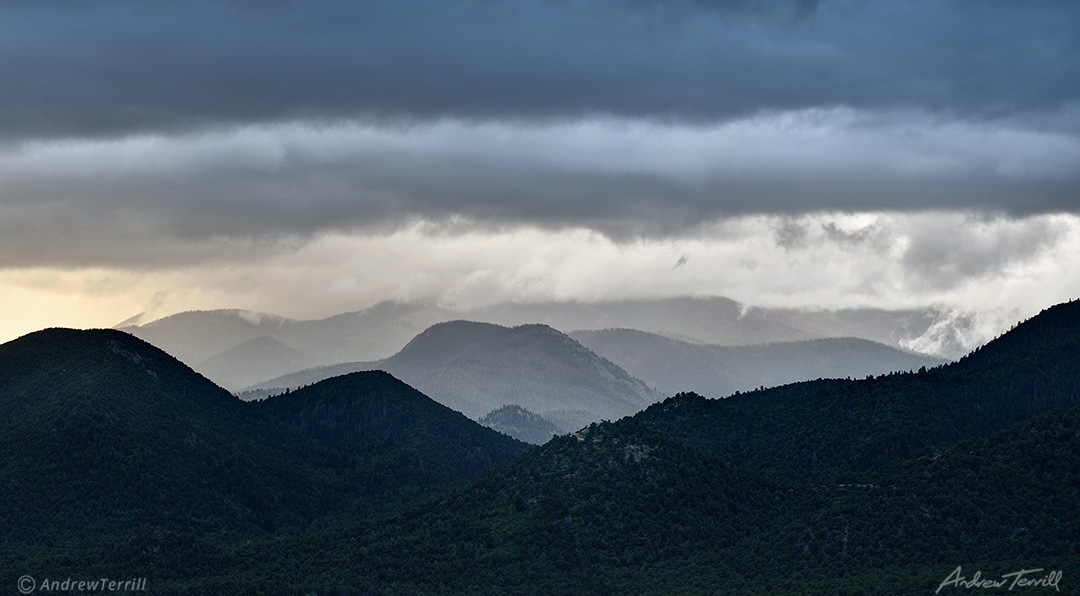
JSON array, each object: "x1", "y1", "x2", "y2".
[
  {"x1": 251, "y1": 321, "x2": 662, "y2": 425},
  {"x1": 196, "y1": 335, "x2": 314, "y2": 390},
  {"x1": 118, "y1": 302, "x2": 457, "y2": 390},
  {"x1": 471, "y1": 296, "x2": 952, "y2": 355},
  {"x1": 479, "y1": 404, "x2": 561, "y2": 444},
  {"x1": 118, "y1": 297, "x2": 963, "y2": 390},
  {"x1": 571, "y1": 328, "x2": 946, "y2": 397},
  {"x1": 0, "y1": 329, "x2": 525, "y2": 557}
]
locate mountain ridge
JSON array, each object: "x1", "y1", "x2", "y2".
[
  {"x1": 571, "y1": 328, "x2": 946, "y2": 398},
  {"x1": 7, "y1": 299, "x2": 1080, "y2": 594},
  {"x1": 0, "y1": 328, "x2": 527, "y2": 557},
  {"x1": 250, "y1": 320, "x2": 662, "y2": 426},
  {"x1": 118, "y1": 297, "x2": 972, "y2": 390}
]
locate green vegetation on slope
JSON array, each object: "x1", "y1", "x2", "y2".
[
  {"x1": 0, "y1": 329, "x2": 526, "y2": 560},
  {"x1": 15, "y1": 407, "x2": 1079, "y2": 595},
  {"x1": 634, "y1": 303, "x2": 1080, "y2": 478},
  {"x1": 5, "y1": 300, "x2": 1080, "y2": 595}
]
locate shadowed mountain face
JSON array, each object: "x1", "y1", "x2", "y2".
[
  {"x1": 0, "y1": 329, "x2": 526, "y2": 557},
  {"x1": 571, "y1": 328, "x2": 947, "y2": 398},
  {"x1": 44, "y1": 407, "x2": 1080, "y2": 595},
  {"x1": 118, "y1": 297, "x2": 957, "y2": 390},
  {"x1": 251, "y1": 321, "x2": 662, "y2": 425}
]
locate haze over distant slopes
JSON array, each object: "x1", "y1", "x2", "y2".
[
  {"x1": 2, "y1": 0, "x2": 1079, "y2": 344},
  {"x1": 121, "y1": 297, "x2": 958, "y2": 393}
]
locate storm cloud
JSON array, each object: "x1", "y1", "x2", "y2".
[
  {"x1": 2, "y1": 112, "x2": 1079, "y2": 268},
  {"x1": 1, "y1": 0, "x2": 1078, "y2": 344},
  {"x1": 1, "y1": 0, "x2": 1078, "y2": 139}
]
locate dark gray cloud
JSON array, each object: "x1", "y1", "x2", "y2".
[
  {"x1": 0, "y1": 109, "x2": 1078, "y2": 268},
  {"x1": 1, "y1": 0, "x2": 1078, "y2": 141},
  {"x1": 0, "y1": 0, "x2": 1078, "y2": 272}
]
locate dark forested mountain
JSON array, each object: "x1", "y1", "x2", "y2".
[
  {"x1": 9, "y1": 301, "x2": 1080, "y2": 595},
  {"x1": 634, "y1": 299, "x2": 1080, "y2": 477},
  {"x1": 28, "y1": 406, "x2": 1079, "y2": 595},
  {"x1": 479, "y1": 404, "x2": 562, "y2": 444},
  {"x1": 571, "y1": 328, "x2": 945, "y2": 397},
  {"x1": 252, "y1": 321, "x2": 662, "y2": 426},
  {"x1": 0, "y1": 329, "x2": 526, "y2": 558}
]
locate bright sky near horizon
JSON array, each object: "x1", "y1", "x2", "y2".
[{"x1": 2, "y1": 0, "x2": 1079, "y2": 346}]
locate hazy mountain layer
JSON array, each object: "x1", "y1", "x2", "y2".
[
  {"x1": 119, "y1": 302, "x2": 457, "y2": 390},
  {"x1": 474, "y1": 296, "x2": 944, "y2": 352},
  {"x1": 571, "y1": 328, "x2": 946, "y2": 398},
  {"x1": 252, "y1": 321, "x2": 662, "y2": 424},
  {"x1": 119, "y1": 297, "x2": 962, "y2": 390}
]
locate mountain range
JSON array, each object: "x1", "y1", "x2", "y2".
[
  {"x1": 117, "y1": 302, "x2": 457, "y2": 390},
  {"x1": 119, "y1": 296, "x2": 961, "y2": 391},
  {"x1": 571, "y1": 328, "x2": 945, "y2": 397},
  {"x1": 249, "y1": 320, "x2": 661, "y2": 428},
  {"x1": 5, "y1": 299, "x2": 1079, "y2": 594}
]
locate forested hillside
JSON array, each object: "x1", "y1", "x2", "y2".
[
  {"x1": 5, "y1": 301, "x2": 1080, "y2": 595},
  {"x1": 0, "y1": 330, "x2": 526, "y2": 558}
]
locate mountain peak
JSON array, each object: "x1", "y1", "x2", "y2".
[{"x1": 955, "y1": 298, "x2": 1080, "y2": 370}]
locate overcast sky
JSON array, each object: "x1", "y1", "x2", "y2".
[{"x1": 1, "y1": 0, "x2": 1079, "y2": 347}]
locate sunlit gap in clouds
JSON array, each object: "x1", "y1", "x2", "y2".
[{"x1": 1, "y1": 212, "x2": 1079, "y2": 356}]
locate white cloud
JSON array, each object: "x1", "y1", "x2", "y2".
[{"x1": 2, "y1": 212, "x2": 1078, "y2": 353}]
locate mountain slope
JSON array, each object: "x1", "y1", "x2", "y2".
[
  {"x1": 633, "y1": 300, "x2": 1080, "y2": 477},
  {"x1": 0, "y1": 328, "x2": 282, "y2": 555},
  {"x1": 258, "y1": 372, "x2": 528, "y2": 498},
  {"x1": 571, "y1": 328, "x2": 946, "y2": 397},
  {"x1": 9, "y1": 302, "x2": 1080, "y2": 594},
  {"x1": 0, "y1": 329, "x2": 527, "y2": 557},
  {"x1": 479, "y1": 404, "x2": 561, "y2": 444},
  {"x1": 34, "y1": 406, "x2": 1080, "y2": 595},
  {"x1": 195, "y1": 335, "x2": 315, "y2": 390},
  {"x1": 252, "y1": 321, "x2": 662, "y2": 425}
]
